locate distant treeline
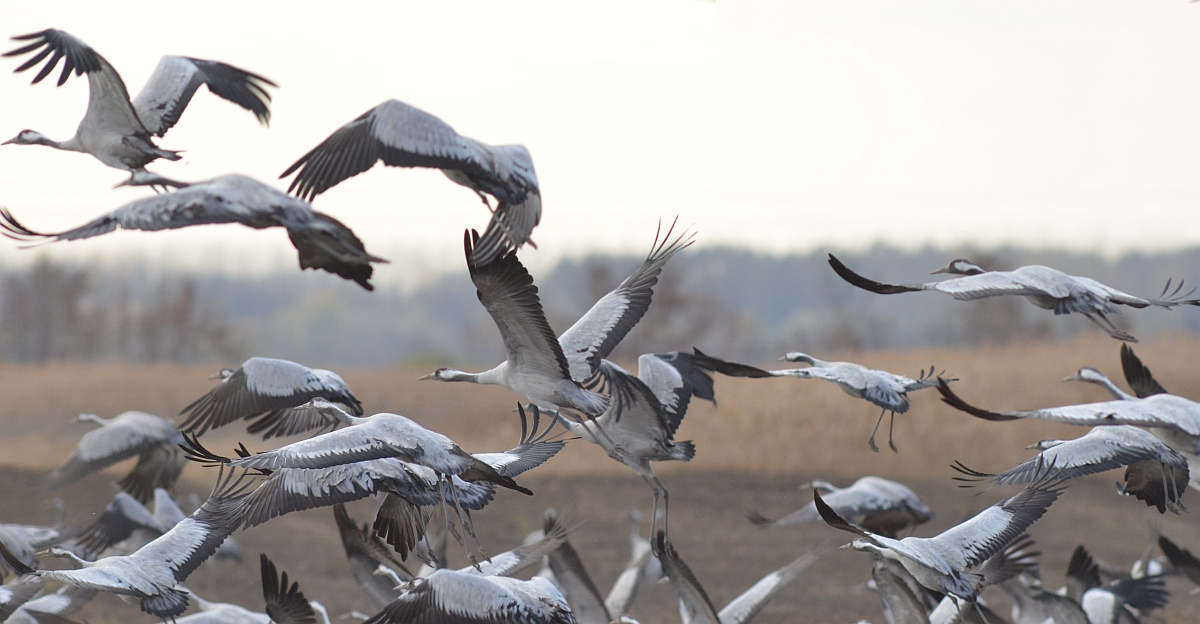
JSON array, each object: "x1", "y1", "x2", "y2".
[{"x1": 3, "y1": 245, "x2": 1200, "y2": 366}]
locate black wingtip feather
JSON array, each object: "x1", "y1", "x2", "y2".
[
  {"x1": 937, "y1": 379, "x2": 1021, "y2": 421},
  {"x1": 1120, "y1": 344, "x2": 1168, "y2": 398},
  {"x1": 827, "y1": 254, "x2": 921, "y2": 295}
]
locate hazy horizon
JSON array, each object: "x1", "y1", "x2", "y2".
[{"x1": 2, "y1": 1, "x2": 1199, "y2": 282}]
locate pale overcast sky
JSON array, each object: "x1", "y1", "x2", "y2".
[{"x1": 1, "y1": 1, "x2": 1197, "y2": 286}]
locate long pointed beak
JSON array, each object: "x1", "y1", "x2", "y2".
[
  {"x1": 207, "y1": 373, "x2": 223, "y2": 380},
  {"x1": 931, "y1": 266, "x2": 952, "y2": 275},
  {"x1": 1061, "y1": 373, "x2": 1081, "y2": 382},
  {"x1": 1024, "y1": 442, "x2": 1041, "y2": 450},
  {"x1": 1, "y1": 138, "x2": 17, "y2": 146},
  {"x1": 777, "y1": 356, "x2": 788, "y2": 362},
  {"x1": 838, "y1": 543, "x2": 853, "y2": 550},
  {"x1": 417, "y1": 373, "x2": 436, "y2": 381}
]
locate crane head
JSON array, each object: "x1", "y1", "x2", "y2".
[
  {"x1": 207, "y1": 367, "x2": 236, "y2": 381},
  {"x1": 1, "y1": 129, "x2": 48, "y2": 146},
  {"x1": 780, "y1": 352, "x2": 816, "y2": 364},
  {"x1": 418, "y1": 367, "x2": 464, "y2": 381},
  {"x1": 932, "y1": 259, "x2": 985, "y2": 276}
]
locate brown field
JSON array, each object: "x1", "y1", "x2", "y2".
[{"x1": 3, "y1": 333, "x2": 1200, "y2": 623}]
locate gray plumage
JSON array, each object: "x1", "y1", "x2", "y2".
[
  {"x1": 560, "y1": 348, "x2": 767, "y2": 539},
  {"x1": 815, "y1": 465, "x2": 1068, "y2": 603},
  {"x1": 749, "y1": 476, "x2": 934, "y2": 538},
  {"x1": 360, "y1": 568, "x2": 576, "y2": 624},
  {"x1": 74, "y1": 492, "x2": 167, "y2": 557},
  {"x1": 0, "y1": 524, "x2": 64, "y2": 574},
  {"x1": 556, "y1": 222, "x2": 696, "y2": 383},
  {"x1": 334, "y1": 504, "x2": 412, "y2": 610},
  {"x1": 539, "y1": 511, "x2": 608, "y2": 624},
  {"x1": 421, "y1": 223, "x2": 693, "y2": 419},
  {"x1": 603, "y1": 511, "x2": 654, "y2": 619},
  {"x1": 952, "y1": 425, "x2": 1188, "y2": 514},
  {"x1": 0, "y1": 175, "x2": 386, "y2": 290},
  {"x1": 829, "y1": 254, "x2": 1200, "y2": 342},
  {"x1": 870, "y1": 562, "x2": 930, "y2": 624},
  {"x1": 0, "y1": 469, "x2": 252, "y2": 620},
  {"x1": 0, "y1": 578, "x2": 43, "y2": 622},
  {"x1": 280, "y1": 99, "x2": 539, "y2": 266},
  {"x1": 3, "y1": 29, "x2": 274, "y2": 187},
  {"x1": 465, "y1": 517, "x2": 569, "y2": 579},
  {"x1": 44, "y1": 411, "x2": 185, "y2": 504},
  {"x1": 938, "y1": 379, "x2": 1200, "y2": 453},
  {"x1": 180, "y1": 357, "x2": 363, "y2": 439},
  {"x1": 3, "y1": 584, "x2": 96, "y2": 624},
  {"x1": 771, "y1": 352, "x2": 951, "y2": 452},
  {"x1": 653, "y1": 532, "x2": 819, "y2": 624}
]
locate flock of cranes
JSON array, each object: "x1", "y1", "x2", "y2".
[{"x1": 4, "y1": 24, "x2": 1200, "y2": 624}]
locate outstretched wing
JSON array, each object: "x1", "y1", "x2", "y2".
[
  {"x1": 926, "y1": 467, "x2": 1068, "y2": 570},
  {"x1": 131, "y1": 468, "x2": 253, "y2": 584},
  {"x1": 470, "y1": 405, "x2": 566, "y2": 478},
  {"x1": 333, "y1": 504, "x2": 410, "y2": 610},
  {"x1": 937, "y1": 379, "x2": 1195, "y2": 432},
  {"x1": 558, "y1": 221, "x2": 694, "y2": 381},
  {"x1": 1120, "y1": 344, "x2": 1169, "y2": 398},
  {"x1": 465, "y1": 230, "x2": 573, "y2": 383},
  {"x1": 46, "y1": 414, "x2": 179, "y2": 493},
  {"x1": 76, "y1": 492, "x2": 166, "y2": 556},
  {"x1": 636, "y1": 348, "x2": 769, "y2": 435},
  {"x1": 180, "y1": 358, "x2": 361, "y2": 437},
  {"x1": 653, "y1": 532, "x2": 719, "y2": 624},
  {"x1": 260, "y1": 554, "x2": 317, "y2": 624},
  {"x1": 4, "y1": 30, "x2": 147, "y2": 137},
  {"x1": 133, "y1": 56, "x2": 275, "y2": 136},
  {"x1": 281, "y1": 99, "x2": 498, "y2": 201},
  {"x1": 952, "y1": 426, "x2": 1185, "y2": 488},
  {"x1": 717, "y1": 549, "x2": 821, "y2": 624}
]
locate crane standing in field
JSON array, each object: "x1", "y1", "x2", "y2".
[
  {"x1": 769, "y1": 352, "x2": 953, "y2": 452},
  {"x1": 3, "y1": 29, "x2": 274, "y2": 189}
]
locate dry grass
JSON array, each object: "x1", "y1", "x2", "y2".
[
  {"x1": 4, "y1": 332, "x2": 1198, "y2": 477},
  {"x1": 3, "y1": 333, "x2": 1200, "y2": 623}
]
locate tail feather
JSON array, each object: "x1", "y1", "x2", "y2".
[{"x1": 671, "y1": 441, "x2": 696, "y2": 462}]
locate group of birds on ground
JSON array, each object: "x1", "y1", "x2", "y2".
[{"x1": 4, "y1": 24, "x2": 1200, "y2": 624}]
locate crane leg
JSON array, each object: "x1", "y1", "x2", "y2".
[
  {"x1": 640, "y1": 474, "x2": 663, "y2": 541},
  {"x1": 887, "y1": 411, "x2": 898, "y2": 453},
  {"x1": 640, "y1": 468, "x2": 671, "y2": 542},
  {"x1": 447, "y1": 476, "x2": 489, "y2": 567},
  {"x1": 867, "y1": 408, "x2": 886, "y2": 453}
]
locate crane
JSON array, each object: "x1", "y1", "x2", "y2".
[
  {"x1": 769, "y1": 352, "x2": 952, "y2": 452},
  {"x1": 828, "y1": 254, "x2": 1200, "y2": 342},
  {"x1": 554, "y1": 348, "x2": 769, "y2": 539},
  {"x1": 180, "y1": 356, "x2": 363, "y2": 439},
  {"x1": 749, "y1": 475, "x2": 934, "y2": 537},
  {"x1": 814, "y1": 462, "x2": 1067, "y2": 609},
  {"x1": 280, "y1": 99, "x2": 539, "y2": 266},
  {"x1": 0, "y1": 468, "x2": 252, "y2": 619},
  {"x1": 420, "y1": 222, "x2": 693, "y2": 417},
  {"x1": 0, "y1": 175, "x2": 387, "y2": 290},
  {"x1": 44, "y1": 410, "x2": 185, "y2": 504},
  {"x1": 3, "y1": 29, "x2": 274, "y2": 188}
]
